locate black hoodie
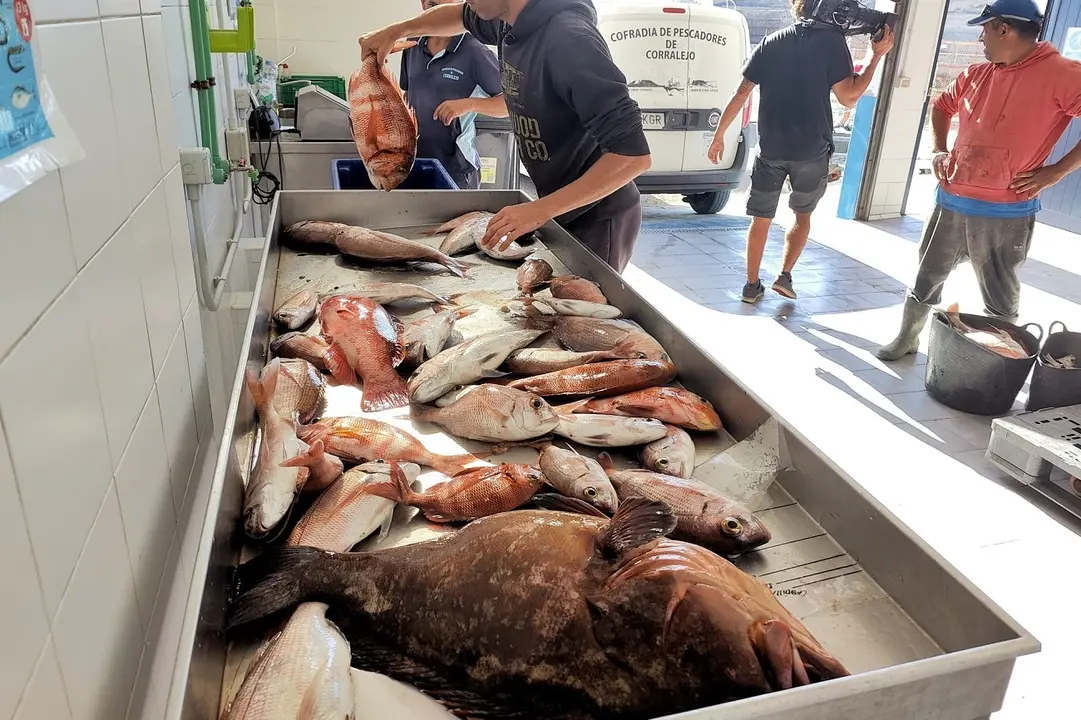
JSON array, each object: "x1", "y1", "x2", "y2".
[{"x1": 464, "y1": 0, "x2": 649, "y2": 224}]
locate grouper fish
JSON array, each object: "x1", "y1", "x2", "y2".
[{"x1": 230, "y1": 493, "x2": 849, "y2": 719}]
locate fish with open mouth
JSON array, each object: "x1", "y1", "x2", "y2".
[
  {"x1": 401, "y1": 307, "x2": 475, "y2": 366},
  {"x1": 271, "y1": 359, "x2": 325, "y2": 425},
  {"x1": 280, "y1": 439, "x2": 343, "y2": 492},
  {"x1": 273, "y1": 289, "x2": 318, "y2": 330},
  {"x1": 230, "y1": 500, "x2": 848, "y2": 720},
  {"x1": 536, "y1": 445, "x2": 618, "y2": 514},
  {"x1": 298, "y1": 417, "x2": 480, "y2": 477},
  {"x1": 222, "y1": 602, "x2": 353, "y2": 719},
  {"x1": 349, "y1": 40, "x2": 417, "y2": 190},
  {"x1": 640, "y1": 425, "x2": 696, "y2": 478},
  {"x1": 367, "y1": 461, "x2": 545, "y2": 522},
  {"x1": 287, "y1": 461, "x2": 421, "y2": 552},
  {"x1": 503, "y1": 348, "x2": 633, "y2": 376},
  {"x1": 412, "y1": 384, "x2": 559, "y2": 443},
  {"x1": 548, "y1": 275, "x2": 608, "y2": 304},
  {"x1": 576, "y1": 386, "x2": 723, "y2": 431},
  {"x1": 270, "y1": 332, "x2": 332, "y2": 371},
  {"x1": 320, "y1": 294, "x2": 410, "y2": 412},
  {"x1": 552, "y1": 316, "x2": 669, "y2": 362},
  {"x1": 508, "y1": 358, "x2": 677, "y2": 398},
  {"x1": 517, "y1": 255, "x2": 553, "y2": 295},
  {"x1": 408, "y1": 329, "x2": 546, "y2": 403},
  {"x1": 598, "y1": 452, "x2": 770, "y2": 556},
  {"x1": 243, "y1": 360, "x2": 310, "y2": 538},
  {"x1": 285, "y1": 221, "x2": 468, "y2": 277}
]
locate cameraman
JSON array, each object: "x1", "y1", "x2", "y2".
[{"x1": 708, "y1": 1, "x2": 894, "y2": 304}]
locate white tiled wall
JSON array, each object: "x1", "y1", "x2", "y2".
[
  {"x1": 2, "y1": 1, "x2": 256, "y2": 717},
  {"x1": 866, "y1": 0, "x2": 948, "y2": 219},
  {"x1": 252, "y1": 0, "x2": 416, "y2": 81}
]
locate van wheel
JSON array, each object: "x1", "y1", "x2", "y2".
[{"x1": 684, "y1": 191, "x2": 730, "y2": 215}]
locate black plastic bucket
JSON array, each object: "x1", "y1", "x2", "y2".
[
  {"x1": 1027, "y1": 321, "x2": 1081, "y2": 411},
  {"x1": 925, "y1": 311, "x2": 1043, "y2": 416}
]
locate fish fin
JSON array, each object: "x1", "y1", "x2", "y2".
[
  {"x1": 794, "y1": 636, "x2": 851, "y2": 682},
  {"x1": 360, "y1": 373, "x2": 411, "y2": 413},
  {"x1": 389, "y1": 314, "x2": 407, "y2": 368},
  {"x1": 376, "y1": 509, "x2": 395, "y2": 542},
  {"x1": 228, "y1": 547, "x2": 328, "y2": 629},
  {"x1": 439, "y1": 254, "x2": 469, "y2": 278},
  {"x1": 294, "y1": 466, "x2": 311, "y2": 491},
  {"x1": 296, "y1": 665, "x2": 327, "y2": 720},
  {"x1": 488, "y1": 436, "x2": 554, "y2": 456},
  {"x1": 409, "y1": 403, "x2": 438, "y2": 423},
  {"x1": 598, "y1": 497, "x2": 676, "y2": 559},
  {"x1": 532, "y1": 493, "x2": 609, "y2": 518},
  {"x1": 325, "y1": 344, "x2": 357, "y2": 386},
  {"x1": 553, "y1": 397, "x2": 593, "y2": 414},
  {"x1": 597, "y1": 452, "x2": 617, "y2": 475},
  {"x1": 752, "y1": 619, "x2": 808, "y2": 691},
  {"x1": 479, "y1": 368, "x2": 511, "y2": 378}
]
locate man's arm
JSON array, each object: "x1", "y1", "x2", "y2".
[
  {"x1": 708, "y1": 78, "x2": 755, "y2": 164},
  {"x1": 360, "y1": 3, "x2": 470, "y2": 64},
  {"x1": 1010, "y1": 64, "x2": 1081, "y2": 198},
  {"x1": 832, "y1": 27, "x2": 893, "y2": 107},
  {"x1": 435, "y1": 94, "x2": 509, "y2": 125}
]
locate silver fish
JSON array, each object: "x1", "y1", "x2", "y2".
[
  {"x1": 244, "y1": 359, "x2": 309, "y2": 538},
  {"x1": 273, "y1": 289, "x2": 318, "y2": 330},
  {"x1": 335, "y1": 282, "x2": 450, "y2": 306},
  {"x1": 222, "y1": 602, "x2": 353, "y2": 719},
  {"x1": 554, "y1": 412, "x2": 668, "y2": 448},
  {"x1": 401, "y1": 307, "x2": 475, "y2": 366},
  {"x1": 413, "y1": 384, "x2": 559, "y2": 443},
  {"x1": 442, "y1": 212, "x2": 536, "y2": 261},
  {"x1": 287, "y1": 461, "x2": 420, "y2": 552},
  {"x1": 640, "y1": 425, "x2": 696, "y2": 479},
  {"x1": 439, "y1": 212, "x2": 493, "y2": 256},
  {"x1": 408, "y1": 329, "x2": 545, "y2": 403},
  {"x1": 505, "y1": 297, "x2": 621, "y2": 319},
  {"x1": 537, "y1": 445, "x2": 618, "y2": 514},
  {"x1": 504, "y1": 348, "x2": 634, "y2": 376}
]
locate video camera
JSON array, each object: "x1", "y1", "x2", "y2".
[{"x1": 803, "y1": 0, "x2": 896, "y2": 38}]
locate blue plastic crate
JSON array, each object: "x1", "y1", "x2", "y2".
[{"x1": 331, "y1": 158, "x2": 459, "y2": 191}]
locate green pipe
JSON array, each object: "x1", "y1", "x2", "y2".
[
  {"x1": 187, "y1": 0, "x2": 228, "y2": 184},
  {"x1": 246, "y1": 50, "x2": 257, "y2": 86}
]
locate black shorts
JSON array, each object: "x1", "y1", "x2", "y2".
[{"x1": 746, "y1": 153, "x2": 830, "y2": 219}]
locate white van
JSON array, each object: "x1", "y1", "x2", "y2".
[{"x1": 598, "y1": 1, "x2": 755, "y2": 214}]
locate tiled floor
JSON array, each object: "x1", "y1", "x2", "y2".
[{"x1": 624, "y1": 186, "x2": 1081, "y2": 720}]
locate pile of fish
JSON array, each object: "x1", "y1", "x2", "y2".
[
  {"x1": 944, "y1": 305, "x2": 1030, "y2": 359},
  {"x1": 1043, "y1": 353, "x2": 1077, "y2": 369},
  {"x1": 225, "y1": 211, "x2": 847, "y2": 719}
]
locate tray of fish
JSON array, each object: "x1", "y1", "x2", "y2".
[{"x1": 169, "y1": 190, "x2": 1037, "y2": 720}]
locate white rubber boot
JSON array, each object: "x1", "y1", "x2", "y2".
[{"x1": 876, "y1": 298, "x2": 931, "y2": 361}]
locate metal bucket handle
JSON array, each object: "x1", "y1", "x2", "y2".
[{"x1": 1049, "y1": 320, "x2": 1069, "y2": 336}]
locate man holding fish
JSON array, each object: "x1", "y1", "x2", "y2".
[{"x1": 362, "y1": 0, "x2": 652, "y2": 272}]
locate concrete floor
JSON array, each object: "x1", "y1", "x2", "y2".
[{"x1": 627, "y1": 185, "x2": 1081, "y2": 719}]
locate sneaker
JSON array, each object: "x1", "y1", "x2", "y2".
[
  {"x1": 742, "y1": 280, "x2": 765, "y2": 304},
  {"x1": 772, "y1": 272, "x2": 796, "y2": 299}
]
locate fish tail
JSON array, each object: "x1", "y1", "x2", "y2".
[
  {"x1": 280, "y1": 439, "x2": 324, "y2": 470},
  {"x1": 363, "y1": 461, "x2": 413, "y2": 504},
  {"x1": 228, "y1": 546, "x2": 330, "y2": 629},
  {"x1": 439, "y1": 254, "x2": 469, "y2": 278},
  {"x1": 360, "y1": 372, "x2": 411, "y2": 413},
  {"x1": 430, "y1": 453, "x2": 481, "y2": 478},
  {"x1": 409, "y1": 403, "x2": 438, "y2": 424},
  {"x1": 245, "y1": 359, "x2": 281, "y2": 416}
]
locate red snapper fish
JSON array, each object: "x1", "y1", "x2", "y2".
[
  {"x1": 319, "y1": 294, "x2": 410, "y2": 412},
  {"x1": 350, "y1": 42, "x2": 418, "y2": 190}
]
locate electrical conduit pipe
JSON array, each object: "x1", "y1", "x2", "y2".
[{"x1": 187, "y1": 0, "x2": 229, "y2": 185}]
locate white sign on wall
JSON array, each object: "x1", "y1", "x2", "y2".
[{"x1": 1064, "y1": 27, "x2": 1081, "y2": 63}]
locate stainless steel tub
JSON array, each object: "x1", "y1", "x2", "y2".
[{"x1": 169, "y1": 190, "x2": 1038, "y2": 720}]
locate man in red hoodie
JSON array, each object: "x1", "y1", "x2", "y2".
[{"x1": 878, "y1": 0, "x2": 1081, "y2": 361}]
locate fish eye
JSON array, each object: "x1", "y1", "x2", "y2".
[
  {"x1": 531, "y1": 398, "x2": 543, "y2": 409},
  {"x1": 657, "y1": 457, "x2": 669, "y2": 467},
  {"x1": 584, "y1": 487, "x2": 597, "y2": 498},
  {"x1": 722, "y1": 518, "x2": 743, "y2": 536}
]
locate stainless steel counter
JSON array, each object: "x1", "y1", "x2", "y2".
[{"x1": 168, "y1": 190, "x2": 1038, "y2": 720}]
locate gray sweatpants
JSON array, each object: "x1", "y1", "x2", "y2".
[{"x1": 910, "y1": 205, "x2": 1035, "y2": 318}]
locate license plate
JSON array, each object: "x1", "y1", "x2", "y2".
[{"x1": 641, "y1": 112, "x2": 666, "y2": 130}]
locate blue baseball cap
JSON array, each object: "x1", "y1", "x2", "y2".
[{"x1": 967, "y1": 0, "x2": 1045, "y2": 26}]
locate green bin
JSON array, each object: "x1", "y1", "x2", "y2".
[{"x1": 278, "y1": 75, "x2": 347, "y2": 107}]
